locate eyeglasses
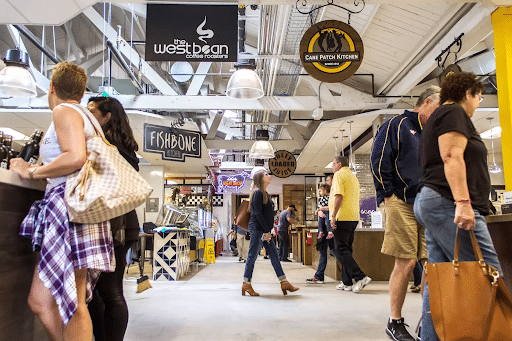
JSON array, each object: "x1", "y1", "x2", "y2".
[{"x1": 478, "y1": 94, "x2": 484, "y2": 103}]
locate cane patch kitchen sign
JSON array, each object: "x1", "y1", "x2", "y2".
[
  {"x1": 144, "y1": 123, "x2": 201, "y2": 162},
  {"x1": 145, "y1": 4, "x2": 238, "y2": 62},
  {"x1": 300, "y1": 20, "x2": 364, "y2": 82},
  {"x1": 269, "y1": 150, "x2": 296, "y2": 178}
]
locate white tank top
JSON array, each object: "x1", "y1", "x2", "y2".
[{"x1": 40, "y1": 103, "x2": 98, "y2": 190}]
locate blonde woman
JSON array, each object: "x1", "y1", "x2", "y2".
[
  {"x1": 10, "y1": 62, "x2": 114, "y2": 341},
  {"x1": 241, "y1": 167, "x2": 299, "y2": 296}
]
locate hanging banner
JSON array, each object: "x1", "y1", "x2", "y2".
[
  {"x1": 145, "y1": 4, "x2": 238, "y2": 62},
  {"x1": 269, "y1": 150, "x2": 296, "y2": 178},
  {"x1": 299, "y1": 20, "x2": 364, "y2": 83},
  {"x1": 143, "y1": 123, "x2": 201, "y2": 162}
]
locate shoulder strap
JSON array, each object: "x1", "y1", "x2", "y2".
[{"x1": 57, "y1": 103, "x2": 105, "y2": 138}]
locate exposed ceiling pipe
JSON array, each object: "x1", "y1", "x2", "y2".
[
  {"x1": 379, "y1": 3, "x2": 475, "y2": 95},
  {"x1": 13, "y1": 24, "x2": 61, "y2": 64},
  {"x1": 105, "y1": 39, "x2": 144, "y2": 94}
]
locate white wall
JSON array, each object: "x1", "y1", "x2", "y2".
[{"x1": 137, "y1": 165, "x2": 165, "y2": 226}]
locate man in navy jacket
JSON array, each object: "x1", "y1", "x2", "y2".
[{"x1": 371, "y1": 86, "x2": 440, "y2": 341}]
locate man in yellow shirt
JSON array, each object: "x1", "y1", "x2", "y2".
[{"x1": 329, "y1": 156, "x2": 371, "y2": 293}]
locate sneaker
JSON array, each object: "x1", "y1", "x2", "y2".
[
  {"x1": 352, "y1": 276, "x2": 372, "y2": 293},
  {"x1": 317, "y1": 232, "x2": 324, "y2": 239},
  {"x1": 281, "y1": 259, "x2": 292, "y2": 262},
  {"x1": 326, "y1": 231, "x2": 334, "y2": 239},
  {"x1": 410, "y1": 285, "x2": 421, "y2": 293},
  {"x1": 385, "y1": 318, "x2": 415, "y2": 341},
  {"x1": 306, "y1": 278, "x2": 324, "y2": 284},
  {"x1": 336, "y1": 282, "x2": 352, "y2": 291}
]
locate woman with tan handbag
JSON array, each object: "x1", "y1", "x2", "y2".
[
  {"x1": 10, "y1": 62, "x2": 115, "y2": 341},
  {"x1": 413, "y1": 72, "x2": 503, "y2": 341},
  {"x1": 86, "y1": 96, "x2": 140, "y2": 341},
  {"x1": 241, "y1": 166, "x2": 299, "y2": 296}
]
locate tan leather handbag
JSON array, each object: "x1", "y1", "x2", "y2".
[
  {"x1": 235, "y1": 200, "x2": 250, "y2": 231},
  {"x1": 426, "y1": 228, "x2": 512, "y2": 341}
]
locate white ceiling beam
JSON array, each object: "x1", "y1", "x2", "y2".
[
  {"x1": 186, "y1": 62, "x2": 212, "y2": 96},
  {"x1": 385, "y1": 3, "x2": 496, "y2": 97},
  {"x1": 284, "y1": 121, "x2": 307, "y2": 149},
  {"x1": 205, "y1": 139, "x2": 300, "y2": 150},
  {"x1": 62, "y1": 22, "x2": 83, "y2": 64},
  {"x1": 6, "y1": 25, "x2": 49, "y2": 93},
  {"x1": 206, "y1": 110, "x2": 223, "y2": 140},
  {"x1": 82, "y1": 7, "x2": 178, "y2": 95},
  {"x1": 112, "y1": 3, "x2": 146, "y2": 18},
  {"x1": 0, "y1": 93, "x2": 388, "y2": 111}
]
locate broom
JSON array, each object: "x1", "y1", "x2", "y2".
[{"x1": 137, "y1": 209, "x2": 152, "y2": 293}]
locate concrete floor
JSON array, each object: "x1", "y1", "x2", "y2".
[{"x1": 123, "y1": 255, "x2": 422, "y2": 341}]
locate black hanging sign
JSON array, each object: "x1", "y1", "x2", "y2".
[
  {"x1": 300, "y1": 20, "x2": 364, "y2": 83},
  {"x1": 145, "y1": 4, "x2": 238, "y2": 62},
  {"x1": 143, "y1": 123, "x2": 201, "y2": 162},
  {"x1": 269, "y1": 150, "x2": 297, "y2": 178}
]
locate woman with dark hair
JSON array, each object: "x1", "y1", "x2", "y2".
[
  {"x1": 241, "y1": 166, "x2": 299, "y2": 296},
  {"x1": 86, "y1": 96, "x2": 140, "y2": 341},
  {"x1": 10, "y1": 62, "x2": 115, "y2": 341},
  {"x1": 414, "y1": 72, "x2": 503, "y2": 341}
]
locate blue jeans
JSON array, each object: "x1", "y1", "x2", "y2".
[
  {"x1": 243, "y1": 227, "x2": 286, "y2": 282},
  {"x1": 414, "y1": 186, "x2": 502, "y2": 341},
  {"x1": 315, "y1": 213, "x2": 332, "y2": 280},
  {"x1": 318, "y1": 211, "x2": 332, "y2": 235}
]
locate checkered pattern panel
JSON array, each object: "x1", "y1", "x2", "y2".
[
  {"x1": 153, "y1": 231, "x2": 190, "y2": 281},
  {"x1": 185, "y1": 194, "x2": 223, "y2": 207}
]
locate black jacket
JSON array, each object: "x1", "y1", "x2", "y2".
[
  {"x1": 249, "y1": 190, "x2": 275, "y2": 233},
  {"x1": 371, "y1": 110, "x2": 423, "y2": 205}
]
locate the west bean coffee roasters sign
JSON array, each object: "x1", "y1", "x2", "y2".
[
  {"x1": 144, "y1": 123, "x2": 201, "y2": 162},
  {"x1": 300, "y1": 20, "x2": 364, "y2": 82},
  {"x1": 269, "y1": 150, "x2": 297, "y2": 178},
  {"x1": 145, "y1": 4, "x2": 238, "y2": 62}
]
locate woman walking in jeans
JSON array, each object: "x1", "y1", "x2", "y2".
[
  {"x1": 241, "y1": 166, "x2": 299, "y2": 296},
  {"x1": 414, "y1": 72, "x2": 502, "y2": 341}
]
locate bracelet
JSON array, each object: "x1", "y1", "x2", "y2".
[
  {"x1": 28, "y1": 166, "x2": 38, "y2": 180},
  {"x1": 454, "y1": 198, "x2": 471, "y2": 204}
]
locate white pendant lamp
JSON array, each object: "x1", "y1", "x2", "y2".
[
  {"x1": 248, "y1": 129, "x2": 275, "y2": 159},
  {"x1": 0, "y1": 49, "x2": 37, "y2": 98},
  {"x1": 226, "y1": 53, "x2": 264, "y2": 100},
  {"x1": 487, "y1": 117, "x2": 502, "y2": 174}
]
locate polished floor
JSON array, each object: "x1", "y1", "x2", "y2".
[{"x1": 122, "y1": 254, "x2": 422, "y2": 341}]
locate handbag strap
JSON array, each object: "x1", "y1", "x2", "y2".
[
  {"x1": 58, "y1": 103, "x2": 105, "y2": 139},
  {"x1": 453, "y1": 228, "x2": 492, "y2": 276}
]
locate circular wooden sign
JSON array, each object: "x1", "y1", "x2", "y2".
[
  {"x1": 300, "y1": 20, "x2": 364, "y2": 83},
  {"x1": 269, "y1": 150, "x2": 296, "y2": 178}
]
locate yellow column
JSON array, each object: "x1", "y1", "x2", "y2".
[{"x1": 492, "y1": 8, "x2": 512, "y2": 190}]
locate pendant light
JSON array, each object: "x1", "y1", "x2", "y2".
[
  {"x1": 325, "y1": 136, "x2": 338, "y2": 169},
  {"x1": 348, "y1": 121, "x2": 356, "y2": 174},
  {"x1": 0, "y1": 49, "x2": 37, "y2": 98},
  {"x1": 487, "y1": 117, "x2": 502, "y2": 174},
  {"x1": 226, "y1": 53, "x2": 264, "y2": 100},
  {"x1": 248, "y1": 129, "x2": 275, "y2": 159},
  {"x1": 340, "y1": 129, "x2": 345, "y2": 156}
]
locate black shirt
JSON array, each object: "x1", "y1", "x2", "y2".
[
  {"x1": 249, "y1": 190, "x2": 275, "y2": 233},
  {"x1": 419, "y1": 103, "x2": 490, "y2": 215}
]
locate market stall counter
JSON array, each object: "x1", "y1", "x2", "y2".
[
  {"x1": 485, "y1": 214, "x2": 512, "y2": 293},
  {"x1": 0, "y1": 168, "x2": 47, "y2": 341},
  {"x1": 306, "y1": 227, "x2": 395, "y2": 281}
]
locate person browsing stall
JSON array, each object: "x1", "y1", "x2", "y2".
[
  {"x1": 278, "y1": 204, "x2": 296, "y2": 262},
  {"x1": 10, "y1": 62, "x2": 115, "y2": 341}
]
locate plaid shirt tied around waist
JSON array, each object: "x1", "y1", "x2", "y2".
[{"x1": 20, "y1": 183, "x2": 115, "y2": 325}]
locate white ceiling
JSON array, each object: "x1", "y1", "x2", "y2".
[{"x1": 0, "y1": 0, "x2": 504, "y2": 177}]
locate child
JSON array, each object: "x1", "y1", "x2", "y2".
[{"x1": 316, "y1": 184, "x2": 333, "y2": 240}]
